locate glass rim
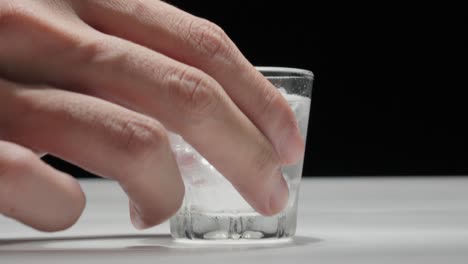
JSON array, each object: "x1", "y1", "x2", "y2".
[{"x1": 255, "y1": 66, "x2": 314, "y2": 79}]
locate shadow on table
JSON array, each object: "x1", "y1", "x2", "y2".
[{"x1": 0, "y1": 234, "x2": 321, "y2": 255}]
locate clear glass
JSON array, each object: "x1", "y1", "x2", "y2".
[{"x1": 169, "y1": 67, "x2": 313, "y2": 241}]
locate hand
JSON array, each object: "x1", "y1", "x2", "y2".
[{"x1": 0, "y1": 0, "x2": 304, "y2": 231}]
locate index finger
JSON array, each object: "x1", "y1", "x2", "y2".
[{"x1": 75, "y1": 0, "x2": 305, "y2": 165}]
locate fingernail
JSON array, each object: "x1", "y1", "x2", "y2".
[
  {"x1": 130, "y1": 202, "x2": 147, "y2": 230},
  {"x1": 268, "y1": 171, "x2": 289, "y2": 215},
  {"x1": 280, "y1": 126, "x2": 305, "y2": 164}
]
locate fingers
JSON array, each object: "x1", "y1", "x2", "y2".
[
  {"x1": 0, "y1": 140, "x2": 85, "y2": 232},
  {"x1": 76, "y1": 39, "x2": 286, "y2": 215},
  {"x1": 71, "y1": 39, "x2": 288, "y2": 215},
  {"x1": 0, "y1": 79, "x2": 184, "y2": 228},
  {"x1": 0, "y1": 5, "x2": 288, "y2": 215},
  {"x1": 75, "y1": 0, "x2": 305, "y2": 164}
]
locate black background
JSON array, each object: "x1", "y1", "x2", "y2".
[{"x1": 43, "y1": 2, "x2": 467, "y2": 176}]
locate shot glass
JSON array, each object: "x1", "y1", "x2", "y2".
[{"x1": 170, "y1": 67, "x2": 313, "y2": 241}]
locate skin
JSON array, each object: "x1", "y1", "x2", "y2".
[{"x1": 0, "y1": 0, "x2": 304, "y2": 231}]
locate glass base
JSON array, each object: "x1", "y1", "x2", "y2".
[
  {"x1": 173, "y1": 237, "x2": 293, "y2": 245},
  {"x1": 170, "y1": 210, "x2": 297, "y2": 240}
]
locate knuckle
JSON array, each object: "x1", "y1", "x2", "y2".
[
  {"x1": 165, "y1": 66, "x2": 220, "y2": 118},
  {"x1": 0, "y1": 1, "x2": 32, "y2": 29},
  {"x1": 74, "y1": 36, "x2": 119, "y2": 67},
  {"x1": 185, "y1": 18, "x2": 232, "y2": 59},
  {"x1": 117, "y1": 118, "x2": 168, "y2": 165},
  {"x1": 73, "y1": 35, "x2": 134, "y2": 76}
]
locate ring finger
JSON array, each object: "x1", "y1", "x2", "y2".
[{"x1": 0, "y1": 78, "x2": 184, "y2": 229}]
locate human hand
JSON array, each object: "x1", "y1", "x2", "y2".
[{"x1": 0, "y1": 0, "x2": 304, "y2": 231}]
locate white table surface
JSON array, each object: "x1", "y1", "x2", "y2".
[{"x1": 1, "y1": 177, "x2": 467, "y2": 263}]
